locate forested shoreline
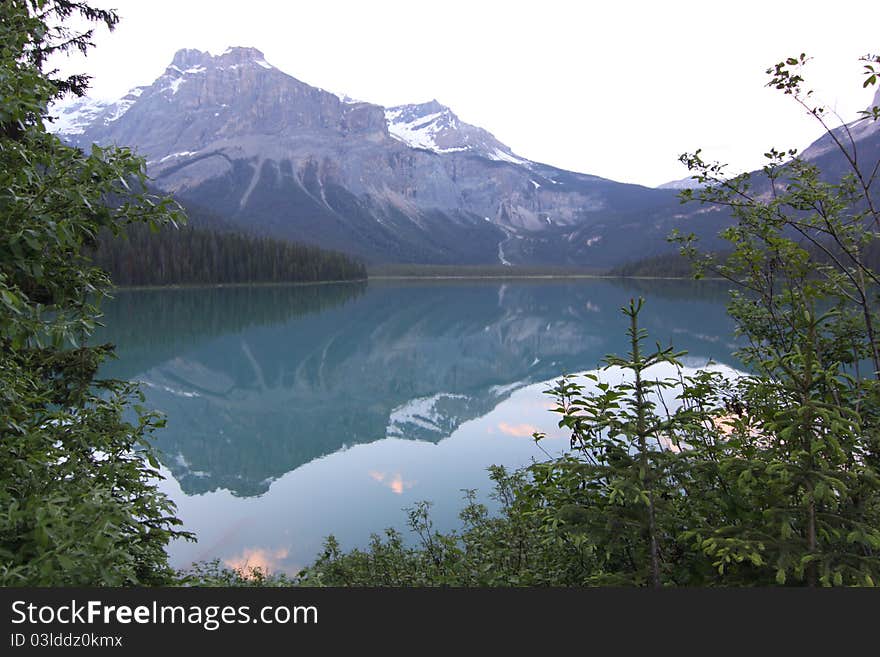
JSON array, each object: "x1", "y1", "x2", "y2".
[{"x1": 91, "y1": 223, "x2": 366, "y2": 286}]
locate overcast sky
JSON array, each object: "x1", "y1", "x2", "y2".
[{"x1": 52, "y1": 0, "x2": 879, "y2": 187}]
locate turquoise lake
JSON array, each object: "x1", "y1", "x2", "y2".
[{"x1": 96, "y1": 278, "x2": 738, "y2": 574}]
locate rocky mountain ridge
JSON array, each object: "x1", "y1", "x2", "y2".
[
  {"x1": 53, "y1": 47, "x2": 701, "y2": 266},
  {"x1": 55, "y1": 47, "x2": 877, "y2": 267}
]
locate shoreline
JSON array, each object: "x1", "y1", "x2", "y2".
[
  {"x1": 368, "y1": 274, "x2": 724, "y2": 281},
  {"x1": 110, "y1": 278, "x2": 369, "y2": 292},
  {"x1": 111, "y1": 275, "x2": 724, "y2": 290}
]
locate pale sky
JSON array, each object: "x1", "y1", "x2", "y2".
[{"x1": 51, "y1": 0, "x2": 879, "y2": 187}]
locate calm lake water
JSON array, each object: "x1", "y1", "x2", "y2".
[{"x1": 96, "y1": 278, "x2": 737, "y2": 574}]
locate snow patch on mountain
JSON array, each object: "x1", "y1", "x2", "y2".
[
  {"x1": 159, "y1": 151, "x2": 199, "y2": 163},
  {"x1": 49, "y1": 97, "x2": 111, "y2": 134},
  {"x1": 489, "y1": 148, "x2": 528, "y2": 165},
  {"x1": 49, "y1": 85, "x2": 147, "y2": 135},
  {"x1": 385, "y1": 101, "x2": 530, "y2": 164},
  {"x1": 163, "y1": 76, "x2": 186, "y2": 95},
  {"x1": 385, "y1": 107, "x2": 466, "y2": 153},
  {"x1": 104, "y1": 99, "x2": 134, "y2": 123}
]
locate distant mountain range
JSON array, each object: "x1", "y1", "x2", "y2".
[{"x1": 51, "y1": 47, "x2": 879, "y2": 267}]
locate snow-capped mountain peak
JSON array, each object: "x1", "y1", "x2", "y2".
[
  {"x1": 50, "y1": 46, "x2": 528, "y2": 169},
  {"x1": 167, "y1": 46, "x2": 274, "y2": 70},
  {"x1": 385, "y1": 100, "x2": 528, "y2": 164},
  {"x1": 216, "y1": 46, "x2": 275, "y2": 70},
  {"x1": 156, "y1": 47, "x2": 276, "y2": 97},
  {"x1": 48, "y1": 84, "x2": 148, "y2": 135},
  {"x1": 385, "y1": 100, "x2": 465, "y2": 153},
  {"x1": 48, "y1": 96, "x2": 112, "y2": 135},
  {"x1": 49, "y1": 46, "x2": 289, "y2": 141}
]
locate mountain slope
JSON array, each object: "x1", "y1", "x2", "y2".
[
  {"x1": 802, "y1": 87, "x2": 880, "y2": 161},
  {"x1": 613, "y1": 88, "x2": 880, "y2": 274}
]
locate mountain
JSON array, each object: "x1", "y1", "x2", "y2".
[
  {"x1": 615, "y1": 87, "x2": 880, "y2": 276},
  {"x1": 52, "y1": 49, "x2": 879, "y2": 268},
  {"x1": 52, "y1": 47, "x2": 719, "y2": 267}
]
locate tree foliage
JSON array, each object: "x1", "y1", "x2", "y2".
[
  {"x1": 0, "y1": 0, "x2": 189, "y2": 585},
  {"x1": 668, "y1": 53, "x2": 880, "y2": 586}
]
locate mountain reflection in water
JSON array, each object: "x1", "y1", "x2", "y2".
[{"x1": 95, "y1": 278, "x2": 737, "y2": 571}]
